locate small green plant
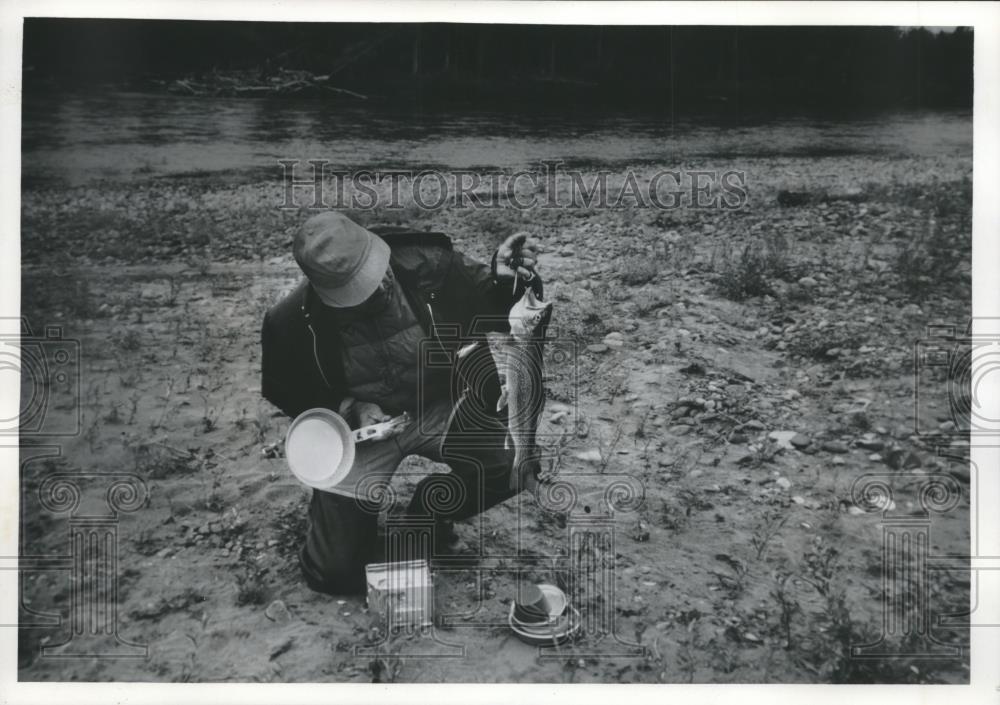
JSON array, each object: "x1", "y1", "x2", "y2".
[
  {"x1": 770, "y1": 572, "x2": 801, "y2": 649},
  {"x1": 750, "y1": 508, "x2": 789, "y2": 561},
  {"x1": 163, "y1": 276, "x2": 182, "y2": 307},
  {"x1": 710, "y1": 553, "x2": 748, "y2": 597},
  {"x1": 633, "y1": 288, "x2": 673, "y2": 316},
  {"x1": 618, "y1": 255, "x2": 659, "y2": 286},
  {"x1": 235, "y1": 563, "x2": 270, "y2": 607},
  {"x1": 114, "y1": 329, "x2": 142, "y2": 352},
  {"x1": 712, "y1": 232, "x2": 792, "y2": 301},
  {"x1": 596, "y1": 423, "x2": 625, "y2": 474},
  {"x1": 894, "y1": 218, "x2": 968, "y2": 299},
  {"x1": 199, "y1": 391, "x2": 221, "y2": 433}
]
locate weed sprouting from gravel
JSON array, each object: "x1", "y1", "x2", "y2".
[
  {"x1": 750, "y1": 508, "x2": 790, "y2": 561},
  {"x1": 770, "y1": 572, "x2": 801, "y2": 650},
  {"x1": 617, "y1": 254, "x2": 659, "y2": 286},
  {"x1": 712, "y1": 232, "x2": 793, "y2": 301},
  {"x1": 235, "y1": 561, "x2": 270, "y2": 607},
  {"x1": 894, "y1": 217, "x2": 968, "y2": 300}
]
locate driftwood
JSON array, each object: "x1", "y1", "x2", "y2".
[{"x1": 165, "y1": 68, "x2": 366, "y2": 99}]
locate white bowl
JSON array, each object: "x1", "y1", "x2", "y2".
[{"x1": 285, "y1": 408, "x2": 356, "y2": 490}]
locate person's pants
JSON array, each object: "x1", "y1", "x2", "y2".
[{"x1": 299, "y1": 397, "x2": 515, "y2": 595}]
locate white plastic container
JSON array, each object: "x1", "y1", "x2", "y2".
[{"x1": 365, "y1": 559, "x2": 433, "y2": 629}]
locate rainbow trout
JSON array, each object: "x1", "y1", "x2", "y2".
[{"x1": 493, "y1": 288, "x2": 553, "y2": 491}]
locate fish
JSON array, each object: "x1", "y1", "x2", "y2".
[{"x1": 494, "y1": 287, "x2": 553, "y2": 491}]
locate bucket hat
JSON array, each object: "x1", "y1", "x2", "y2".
[{"x1": 293, "y1": 212, "x2": 391, "y2": 308}]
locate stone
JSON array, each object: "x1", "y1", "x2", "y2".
[
  {"x1": 729, "y1": 432, "x2": 748, "y2": 444},
  {"x1": 743, "y1": 420, "x2": 765, "y2": 431},
  {"x1": 821, "y1": 440, "x2": 849, "y2": 454},
  {"x1": 768, "y1": 431, "x2": 797, "y2": 450},
  {"x1": 574, "y1": 449, "x2": 603, "y2": 463},
  {"x1": 776, "y1": 477, "x2": 792, "y2": 490},
  {"x1": 631, "y1": 522, "x2": 651, "y2": 542},
  {"x1": 798, "y1": 276, "x2": 818, "y2": 288},
  {"x1": 789, "y1": 433, "x2": 811, "y2": 449},
  {"x1": 265, "y1": 599, "x2": 292, "y2": 623},
  {"x1": 669, "y1": 424, "x2": 692, "y2": 436},
  {"x1": 856, "y1": 437, "x2": 884, "y2": 451},
  {"x1": 587, "y1": 344, "x2": 609, "y2": 353}
]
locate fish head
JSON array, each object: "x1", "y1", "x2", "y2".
[{"x1": 508, "y1": 288, "x2": 552, "y2": 341}]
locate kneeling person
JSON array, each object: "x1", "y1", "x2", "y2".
[{"x1": 261, "y1": 212, "x2": 542, "y2": 594}]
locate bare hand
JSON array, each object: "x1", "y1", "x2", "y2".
[
  {"x1": 496, "y1": 231, "x2": 542, "y2": 280},
  {"x1": 356, "y1": 401, "x2": 391, "y2": 428}
]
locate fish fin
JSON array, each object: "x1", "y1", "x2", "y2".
[{"x1": 496, "y1": 387, "x2": 509, "y2": 412}]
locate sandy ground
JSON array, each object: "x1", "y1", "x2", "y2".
[{"x1": 16, "y1": 120, "x2": 973, "y2": 683}]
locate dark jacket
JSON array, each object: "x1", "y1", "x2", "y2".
[{"x1": 261, "y1": 226, "x2": 542, "y2": 421}]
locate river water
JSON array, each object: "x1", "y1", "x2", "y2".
[{"x1": 21, "y1": 91, "x2": 972, "y2": 187}]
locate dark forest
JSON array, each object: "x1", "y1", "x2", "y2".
[{"x1": 23, "y1": 20, "x2": 972, "y2": 111}]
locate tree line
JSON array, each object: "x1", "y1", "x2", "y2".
[{"x1": 23, "y1": 20, "x2": 973, "y2": 111}]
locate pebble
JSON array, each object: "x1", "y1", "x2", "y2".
[
  {"x1": 789, "y1": 433, "x2": 810, "y2": 449},
  {"x1": 587, "y1": 344, "x2": 609, "y2": 353},
  {"x1": 743, "y1": 420, "x2": 765, "y2": 431},
  {"x1": 798, "y1": 276, "x2": 818, "y2": 287},
  {"x1": 769, "y1": 431, "x2": 797, "y2": 450},
  {"x1": 603, "y1": 332, "x2": 625, "y2": 348},
  {"x1": 574, "y1": 449, "x2": 603, "y2": 463},
  {"x1": 821, "y1": 440, "x2": 849, "y2": 454},
  {"x1": 729, "y1": 432, "x2": 748, "y2": 444},
  {"x1": 265, "y1": 599, "x2": 292, "y2": 623},
  {"x1": 669, "y1": 424, "x2": 692, "y2": 436},
  {"x1": 775, "y1": 477, "x2": 792, "y2": 490},
  {"x1": 856, "y1": 437, "x2": 884, "y2": 451}
]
